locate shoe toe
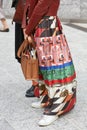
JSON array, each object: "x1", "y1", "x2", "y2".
[
  {"x1": 38, "y1": 115, "x2": 58, "y2": 126},
  {"x1": 25, "y1": 91, "x2": 35, "y2": 97},
  {"x1": 31, "y1": 101, "x2": 42, "y2": 108},
  {"x1": 26, "y1": 86, "x2": 35, "y2": 94},
  {"x1": 0, "y1": 28, "x2": 9, "y2": 32}
]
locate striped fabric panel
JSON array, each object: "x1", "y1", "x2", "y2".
[
  {"x1": 39, "y1": 61, "x2": 76, "y2": 85},
  {"x1": 39, "y1": 61, "x2": 74, "y2": 70},
  {"x1": 44, "y1": 73, "x2": 76, "y2": 86},
  {"x1": 40, "y1": 61, "x2": 75, "y2": 80}
]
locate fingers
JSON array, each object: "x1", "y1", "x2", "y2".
[
  {"x1": 23, "y1": 28, "x2": 34, "y2": 42},
  {"x1": 28, "y1": 36, "x2": 34, "y2": 43},
  {"x1": 24, "y1": 34, "x2": 28, "y2": 40}
]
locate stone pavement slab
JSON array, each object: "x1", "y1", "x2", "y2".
[
  {"x1": 72, "y1": 23, "x2": 87, "y2": 28},
  {"x1": 64, "y1": 22, "x2": 87, "y2": 32},
  {"x1": 0, "y1": 119, "x2": 14, "y2": 130},
  {"x1": 0, "y1": 19, "x2": 87, "y2": 130}
]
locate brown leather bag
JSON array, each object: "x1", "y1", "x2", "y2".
[
  {"x1": 17, "y1": 39, "x2": 39, "y2": 80},
  {"x1": 13, "y1": 0, "x2": 25, "y2": 23}
]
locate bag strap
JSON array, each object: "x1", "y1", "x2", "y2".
[{"x1": 17, "y1": 37, "x2": 36, "y2": 58}]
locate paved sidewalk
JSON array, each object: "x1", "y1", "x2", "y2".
[{"x1": 0, "y1": 19, "x2": 87, "y2": 130}]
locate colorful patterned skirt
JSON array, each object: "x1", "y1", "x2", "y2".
[{"x1": 35, "y1": 16, "x2": 76, "y2": 87}]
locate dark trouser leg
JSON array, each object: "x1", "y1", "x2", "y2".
[{"x1": 15, "y1": 23, "x2": 24, "y2": 63}]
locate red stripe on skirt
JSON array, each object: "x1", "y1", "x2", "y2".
[{"x1": 39, "y1": 72, "x2": 76, "y2": 86}]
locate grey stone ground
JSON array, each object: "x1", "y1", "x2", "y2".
[{"x1": 0, "y1": 19, "x2": 87, "y2": 130}]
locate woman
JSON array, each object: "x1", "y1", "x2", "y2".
[
  {"x1": 12, "y1": 0, "x2": 39, "y2": 97},
  {"x1": 12, "y1": 0, "x2": 24, "y2": 63},
  {"x1": 0, "y1": 0, "x2": 9, "y2": 32},
  {"x1": 22, "y1": 0, "x2": 77, "y2": 126}
]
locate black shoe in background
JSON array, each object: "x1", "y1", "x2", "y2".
[
  {"x1": 0, "y1": 28, "x2": 9, "y2": 32},
  {"x1": 25, "y1": 85, "x2": 35, "y2": 97}
]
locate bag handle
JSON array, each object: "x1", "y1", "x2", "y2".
[{"x1": 17, "y1": 36, "x2": 36, "y2": 58}]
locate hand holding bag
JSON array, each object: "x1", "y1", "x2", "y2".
[{"x1": 17, "y1": 38, "x2": 39, "y2": 80}]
